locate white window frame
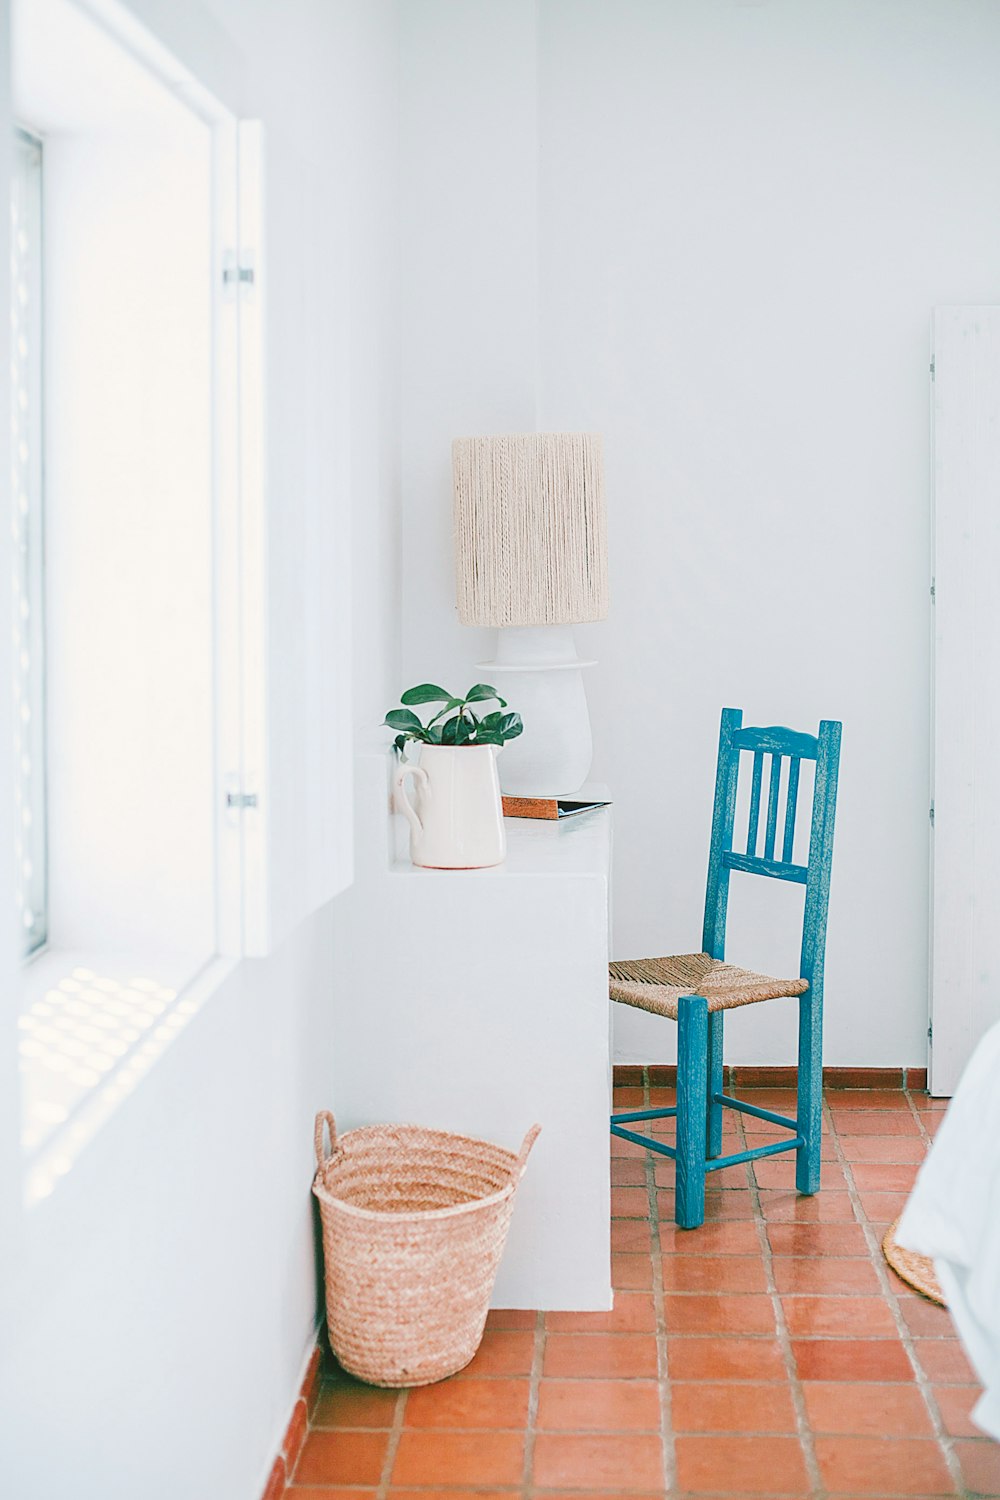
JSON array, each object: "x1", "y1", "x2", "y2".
[
  {"x1": 9, "y1": 0, "x2": 270, "y2": 1201},
  {"x1": 11, "y1": 124, "x2": 47, "y2": 962},
  {"x1": 214, "y1": 118, "x2": 269, "y2": 959}
]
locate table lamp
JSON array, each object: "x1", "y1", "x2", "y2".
[{"x1": 452, "y1": 431, "x2": 607, "y2": 796}]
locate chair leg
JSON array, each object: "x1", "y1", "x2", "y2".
[
  {"x1": 706, "y1": 1010, "x2": 724, "y2": 1158},
  {"x1": 796, "y1": 985, "x2": 823, "y2": 1195},
  {"x1": 676, "y1": 993, "x2": 709, "y2": 1229}
]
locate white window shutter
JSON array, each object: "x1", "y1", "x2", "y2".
[{"x1": 236, "y1": 122, "x2": 353, "y2": 956}]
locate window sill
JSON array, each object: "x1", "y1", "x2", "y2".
[{"x1": 19, "y1": 949, "x2": 237, "y2": 1205}]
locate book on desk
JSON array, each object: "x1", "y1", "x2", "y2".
[{"x1": 502, "y1": 795, "x2": 611, "y2": 821}]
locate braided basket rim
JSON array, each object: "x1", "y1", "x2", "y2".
[{"x1": 312, "y1": 1122, "x2": 521, "y2": 1224}]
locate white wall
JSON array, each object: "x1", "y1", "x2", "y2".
[
  {"x1": 224, "y1": 0, "x2": 402, "y2": 751},
  {"x1": 399, "y1": 0, "x2": 1000, "y2": 1067},
  {"x1": 399, "y1": 0, "x2": 539, "y2": 694},
  {"x1": 4, "y1": 910, "x2": 336, "y2": 1500},
  {"x1": 0, "y1": 2, "x2": 401, "y2": 1498}
]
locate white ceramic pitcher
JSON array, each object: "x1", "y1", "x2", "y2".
[{"x1": 394, "y1": 744, "x2": 506, "y2": 869}]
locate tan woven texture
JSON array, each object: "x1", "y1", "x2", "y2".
[
  {"x1": 312, "y1": 1112, "x2": 539, "y2": 1388},
  {"x1": 452, "y1": 432, "x2": 608, "y2": 627},
  {"x1": 609, "y1": 951, "x2": 808, "y2": 1020},
  {"x1": 882, "y1": 1217, "x2": 946, "y2": 1307}
]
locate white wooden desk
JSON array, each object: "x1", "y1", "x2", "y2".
[{"x1": 331, "y1": 754, "x2": 613, "y2": 1310}]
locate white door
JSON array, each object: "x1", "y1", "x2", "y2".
[{"x1": 930, "y1": 306, "x2": 1000, "y2": 1093}]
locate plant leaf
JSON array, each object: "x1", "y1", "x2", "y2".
[
  {"x1": 464, "y1": 682, "x2": 505, "y2": 705},
  {"x1": 400, "y1": 683, "x2": 453, "y2": 706},
  {"x1": 426, "y1": 723, "x2": 444, "y2": 744},
  {"x1": 442, "y1": 714, "x2": 476, "y2": 745},
  {"x1": 478, "y1": 711, "x2": 503, "y2": 731},
  {"x1": 498, "y1": 712, "x2": 523, "y2": 741},
  {"x1": 384, "y1": 708, "x2": 425, "y2": 733},
  {"x1": 426, "y1": 696, "x2": 465, "y2": 725},
  {"x1": 393, "y1": 735, "x2": 407, "y2": 754}
]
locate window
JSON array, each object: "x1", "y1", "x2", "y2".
[
  {"x1": 10, "y1": 127, "x2": 46, "y2": 961},
  {"x1": 9, "y1": 0, "x2": 347, "y2": 1204},
  {"x1": 12, "y1": 0, "x2": 232, "y2": 1199}
]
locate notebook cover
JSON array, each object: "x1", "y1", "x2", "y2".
[
  {"x1": 502, "y1": 796, "x2": 610, "y2": 820},
  {"x1": 502, "y1": 796, "x2": 560, "y2": 820}
]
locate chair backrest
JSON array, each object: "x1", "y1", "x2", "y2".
[{"x1": 702, "y1": 707, "x2": 841, "y2": 990}]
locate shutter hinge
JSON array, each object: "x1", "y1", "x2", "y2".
[
  {"x1": 929, "y1": 801, "x2": 935, "y2": 826},
  {"x1": 930, "y1": 357, "x2": 935, "y2": 380},
  {"x1": 930, "y1": 578, "x2": 935, "y2": 599},
  {"x1": 226, "y1": 790, "x2": 259, "y2": 811},
  {"x1": 927, "y1": 1021, "x2": 933, "y2": 1043},
  {"x1": 221, "y1": 250, "x2": 256, "y2": 298}
]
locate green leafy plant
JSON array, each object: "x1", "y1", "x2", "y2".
[{"x1": 384, "y1": 682, "x2": 523, "y2": 753}]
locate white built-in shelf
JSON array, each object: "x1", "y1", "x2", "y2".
[{"x1": 333, "y1": 754, "x2": 614, "y2": 1311}]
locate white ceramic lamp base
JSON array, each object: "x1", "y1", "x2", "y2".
[{"x1": 479, "y1": 626, "x2": 595, "y2": 798}]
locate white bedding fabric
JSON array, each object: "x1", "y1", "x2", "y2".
[{"x1": 896, "y1": 1019, "x2": 1000, "y2": 1440}]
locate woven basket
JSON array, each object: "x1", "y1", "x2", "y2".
[
  {"x1": 882, "y1": 1217, "x2": 946, "y2": 1307},
  {"x1": 312, "y1": 1112, "x2": 540, "y2": 1387}
]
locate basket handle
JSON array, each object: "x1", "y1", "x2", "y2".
[
  {"x1": 516, "y1": 1123, "x2": 542, "y2": 1176},
  {"x1": 314, "y1": 1111, "x2": 338, "y2": 1167}
]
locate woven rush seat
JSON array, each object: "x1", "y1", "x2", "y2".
[{"x1": 609, "y1": 950, "x2": 808, "y2": 1020}]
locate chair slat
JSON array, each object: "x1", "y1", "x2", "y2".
[
  {"x1": 746, "y1": 751, "x2": 764, "y2": 854},
  {"x1": 763, "y1": 754, "x2": 782, "y2": 860},
  {"x1": 702, "y1": 708, "x2": 743, "y2": 960},
  {"x1": 723, "y1": 850, "x2": 808, "y2": 884},
  {"x1": 733, "y1": 726, "x2": 818, "y2": 760},
  {"x1": 783, "y1": 756, "x2": 801, "y2": 863}
]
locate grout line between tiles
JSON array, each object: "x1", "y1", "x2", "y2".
[
  {"x1": 373, "y1": 1387, "x2": 407, "y2": 1500},
  {"x1": 825, "y1": 1089, "x2": 965, "y2": 1497},
  {"x1": 645, "y1": 1064, "x2": 677, "y2": 1497},
  {"x1": 906, "y1": 1086, "x2": 936, "y2": 1152},
  {"x1": 741, "y1": 1104, "x2": 827, "y2": 1500},
  {"x1": 520, "y1": 1307, "x2": 545, "y2": 1498}
]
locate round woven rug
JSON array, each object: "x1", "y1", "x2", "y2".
[{"x1": 882, "y1": 1217, "x2": 946, "y2": 1306}]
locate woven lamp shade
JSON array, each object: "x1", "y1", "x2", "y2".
[{"x1": 452, "y1": 432, "x2": 608, "y2": 627}]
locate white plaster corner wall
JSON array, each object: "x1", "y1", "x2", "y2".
[
  {"x1": 399, "y1": 0, "x2": 539, "y2": 697},
  {"x1": 0, "y1": 2, "x2": 402, "y2": 1498},
  {"x1": 397, "y1": 0, "x2": 1000, "y2": 1068},
  {"x1": 2, "y1": 911, "x2": 336, "y2": 1500}
]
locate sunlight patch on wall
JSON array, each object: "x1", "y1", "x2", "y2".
[{"x1": 19, "y1": 964, "x2": 206, "y2": 1204}]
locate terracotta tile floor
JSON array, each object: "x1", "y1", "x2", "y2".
[{"x1": 283, "y1": 1080, "x2": 999, "y2": 1498}]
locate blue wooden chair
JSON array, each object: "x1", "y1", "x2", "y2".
[{"x1": 610, "y1": 707, "x2": 841, "y2": 1230}]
